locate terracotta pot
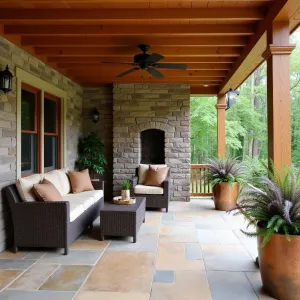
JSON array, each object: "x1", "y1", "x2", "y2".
[
  {"x1": 121, "y1": 189, "x2": 130, "y2": 200},
  {"x1": 212, "y1": 182, "x2": 239, "y2": 211},
  {"x1": 258, "y1": 233, "x2": 300, "y2": 300}
]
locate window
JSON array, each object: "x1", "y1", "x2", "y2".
[{"x1": 21, "y1": 83, "x2": 61, "y2": 176}]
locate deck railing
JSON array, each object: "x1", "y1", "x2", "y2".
[{"x1": 191, "y1": 164, "x2": 213, "y2": 197}]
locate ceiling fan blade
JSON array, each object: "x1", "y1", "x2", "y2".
[
  {"x1": 102, "y1": 61, "x2": 135, "y2": 65},
  {"x1": 154, "y1": 63, "x2": 187, "y2": 70},
  {"x1": 146, "y1": 68, "x2": 164, "y2": 79},
  {"x1": 145, "y1": 53, "x2": 164, "y2": 63},
  {"x1": 117, "y1": 68, "x2": 139, "y2": 77}
]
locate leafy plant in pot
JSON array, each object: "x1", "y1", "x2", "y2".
[
  {"x1": 121, "y1": 180, "x2": 131, "y2": 200},
  {"x1": 232, "y1": 167, "x2": 300, "y2": 300},
  {"x1": 206, "y1": 157, "x2": 246, "y2": 211},
  {"x1": 76, "y1": 132, "x2": 107, "y2": 180}
]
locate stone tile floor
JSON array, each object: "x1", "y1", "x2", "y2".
[{"x1": 0, "y1": 199, "x2": 276, "y2": 300}]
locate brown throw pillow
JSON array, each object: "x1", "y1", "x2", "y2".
[
  {"x1": 144, "y1": 165, "x2": 169, "y2": 187},
  {"x1": 68, "y1": 169, "x2": 94, "y2": 193},
  {"x1": 33, "y1": 179, "x2": 63, "y2": 202}
]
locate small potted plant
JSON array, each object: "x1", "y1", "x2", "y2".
[
  {"x1": 232, "y1": 167, "x2": 300, "y2": 300},
  {"x1": 121, "y1": 180, "x2": 131, "y2": 200},
  {"x1": 206, "y1": 157, "x2": 246, "y2": 211},
  {"x1": 76, "y1": 132, "x2": 107, "y2": 180}
]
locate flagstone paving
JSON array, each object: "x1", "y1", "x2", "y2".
[{"x1": 0, "y1": 199, "x2": 275, "y2": 300}]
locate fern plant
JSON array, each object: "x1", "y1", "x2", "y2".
[
  {"x1": 76, "y1": 132, "x2": 107, "y2": 179},
  {"x1": 232, "y1": 166, "x2": 300, "y2": 248},
  {"x1": 206, "y1": 157, "x2": 247, "y2": 187},
  {"x1": 121, "y1": 180, "x2": 131, "y2": 190}
]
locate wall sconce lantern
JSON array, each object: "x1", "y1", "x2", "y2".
[
  {"x1": 225, "y1": 88, "x2": 239, "y2": 110},
  {"x1": 0, "y1": 65, "x2": 13, "y2": 94},
  {"x1": 92, "y1": 108, "x2": 100, "y2": 123}
]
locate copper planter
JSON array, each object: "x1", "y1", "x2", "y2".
[
  {"x1": 212, "y1": 182, "x2": 239, "y2": 211},
  {"x1": 258, "y1": 233, "x2": 300, "y2": 300}
]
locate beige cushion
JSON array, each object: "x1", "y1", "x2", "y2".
[
  {"x1": 56, "y1": 168, "x2": 71, "y2": 195},
  {"x1": 16, "y1": 174, "x2": 43, "y2": 202},
  {"x1": 144, "y1": 165, "x2": 169, "y2": 187},
  {"x1": 33, "y1": 179, "x2": 63, "y2": 202},
  {"x1": 134, "y1": 184, "x2": 164, "y2": 195},
  {"x1": 77, "y1": 190, "x2": 104, "y2": 202},
  {"x1": 43, "y1": 170, "x2": 64, "y2": 195},
  {"x1": 63, "y1": 193, "x2": 95, "y2": 211},
  {"x1": 138, "y1": 164, "x2": 167, "y2": 184},
  {"x1": 68, "y1": 169, "x2": 94, "y2": 194},
  {"x1": 69, "y1": 201, "x2": 85, "y2": 222}
]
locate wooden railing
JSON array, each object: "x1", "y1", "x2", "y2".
[{"x1": 191, "y1": 164, "x2": 213, "y2": 197}]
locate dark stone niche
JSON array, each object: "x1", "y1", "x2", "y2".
[{"x1": 140, "y1": 129, "x2": 165, "y2": 164}]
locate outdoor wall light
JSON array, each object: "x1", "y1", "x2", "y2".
[
  {"x1": 92, "y1": 108, "x2": 100, "y2": 123},
  {"x1": 0, "y1": 65, "x2": 13, "y2": 94},
  {"x1": 225, "y1": 88, "x2": 239, "y2": 110}
]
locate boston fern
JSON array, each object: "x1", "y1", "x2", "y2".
[
  {"x1": 206, "y1": 157, "x2": 247, "y2": 187},
  {"x1": 77, "y1": 132, "x2": 107, "y2": 178},
  {"x1": 232, "y1": 168, "x2": 300, "y2": 248}
]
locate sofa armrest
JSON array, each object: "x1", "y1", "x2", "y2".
[
  {"x1": 91, "y1": 180, "x2": 104, "y2": 192},
  {"x1": 130, "y1": 176, "x2": 138, "y2": 187},
  {"x1": 163, "y1": 176, "x2": 171, "y2": 195},
  {"x1": 13, "y1": 201, "x2": 70, "y2": 226}
]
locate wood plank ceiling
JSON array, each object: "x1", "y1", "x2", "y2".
[{"x1": 0, "y1": 0, "x2": 282, "y2": 94}]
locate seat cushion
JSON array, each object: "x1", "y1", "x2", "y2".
[
  {"x1": 16, "y1": 174, "x2": 43, "y2": 202},
  {"x1": 62, "y1": 193, "x2": 95, "y2": 210},
  {"x1": 77, "y1": 190, "x2": 104, "y2": 202},
  {"x1": 134, "y1": 184, "x2": 164, "y2": 195},
  {"x1": 138, "y1": 164, "x2": 167, "y2": 184},
  {"x1": 69, "y1": 201, "x2": 85, "y2": 222},
  {"x1": 33, "y1": 179, "x2": 63, "y2": 202}
]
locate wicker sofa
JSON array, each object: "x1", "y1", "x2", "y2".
[
  {"x1": 130, "y1": 165, "x2": 171, "y2": 212},
  {"x1": 4, "y1": 170, "x2": 104, "y2": 255}
]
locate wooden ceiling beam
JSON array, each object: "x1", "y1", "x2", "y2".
[
  {"x1": 190, "y1": 86, "x2": 219, "y2": 96},
  {"x1": 66, "y1": 69, "x2": 228, "y2": 77},
  {"x1": 34, "y1": 46, "x2": 242, "y2": 57},
  {"x1": 219, "y1": 0, "x2": 289, "y2": 93},
  {"x1": 21, "y1": 36, "x2": 248, "y2": 47},
  {"x1": 5, "y1": 24, "x2": 256, "y2": 36},
  {"x1": 48, "y1": 56, "x2": 236, "y2": 64},
  {"x1": 0, "y1": 8, "x2": 265, "y2": 21},
  {"x1": 57, "y1": 62, "x2": 233, "y2": 70}
]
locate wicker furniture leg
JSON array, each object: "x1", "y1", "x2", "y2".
[{"x1": 13, "y1": 245, "x2": 18, "y2": 253}]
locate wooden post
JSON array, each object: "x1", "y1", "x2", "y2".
[
  {"x1": 263, "y1": 21, "x2": 295, "y2": 171},
  {"x1": 216, "y1": 94, "x2": 227, "y2": 158}
]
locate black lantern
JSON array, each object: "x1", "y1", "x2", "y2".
[
  {"x1": 0, "y1": 65, "x2": 13, "y2": 94},
  {"x1": 92, "y1": 108, "x2": 100, "y2": 123},
  {"x1": 225, "y1": 88, "x2": 239, "y2": 110}
]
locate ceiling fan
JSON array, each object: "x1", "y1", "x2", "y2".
[{"x1": 102, "y1": 44, "x2": 187, "y2": 78}]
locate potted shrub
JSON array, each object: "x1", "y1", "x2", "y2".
[
  {"x1": 233, "y1": 168, "x2": 300, "y2": 300},
  {"x1": 121, "y1": 180, "x2": 131, "y2": 200},
  {"x1": 76, "y1": 132, "x2": 107, "y2": 180},
  {"x1": 206, "y1": 157, "x2": 246, "y2": 211}
]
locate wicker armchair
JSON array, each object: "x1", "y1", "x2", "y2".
[
  {"x1": 130, "y1": 168, "x2": 171, "y2": 212},
  {"x1": 3, "y1": 182, "x2": 104, "y2": 255}
]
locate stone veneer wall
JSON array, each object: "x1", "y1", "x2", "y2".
[
  {"x1": 0, "y1": 36, "x2": 83, "y2": 251},
  {"x1": 82, "y1": 87, "x2": 113, "y2": 199},
  {"x1": 113, "y1": 83, "x2": 190, "y2": 202}
]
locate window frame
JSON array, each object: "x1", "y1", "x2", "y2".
[
  {"x1": 21, "y1": 83, "x2": 42, "y2": 176},
  {"x1": 16, "y1": 68, "x2": 67, "y2": 179}
]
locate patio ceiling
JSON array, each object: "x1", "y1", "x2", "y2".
[{"x1": 0, "y1": 0, "x2": 299, "y2": 95}]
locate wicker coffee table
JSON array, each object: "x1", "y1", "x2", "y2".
[{"x1": 100, "y1": 197, "x2": 146, "y2": 243}]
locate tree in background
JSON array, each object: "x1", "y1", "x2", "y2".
[{"x1": 191, "y1": 28, "x2": 300, "y2": 169}]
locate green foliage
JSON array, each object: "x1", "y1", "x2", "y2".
[
  {"x1": 232, "y1": 166, "x2": 300, "y2": 247},
  {"x1": 76, "y1": 132, "x2": 107, "y2": 178},
  {"x1": 121, "y1": 180, "x2": 131, "y2": 190},
  {"x1": 206, "y1": 157, "x2": 247, "y2": 187}
]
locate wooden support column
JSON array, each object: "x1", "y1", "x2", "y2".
[
  {"x1": 263, "y1": 21, "x2": 295, "y2": 170},
  {"x1": 216, "y1": 94, "x2": 227, "y2": 158}
]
